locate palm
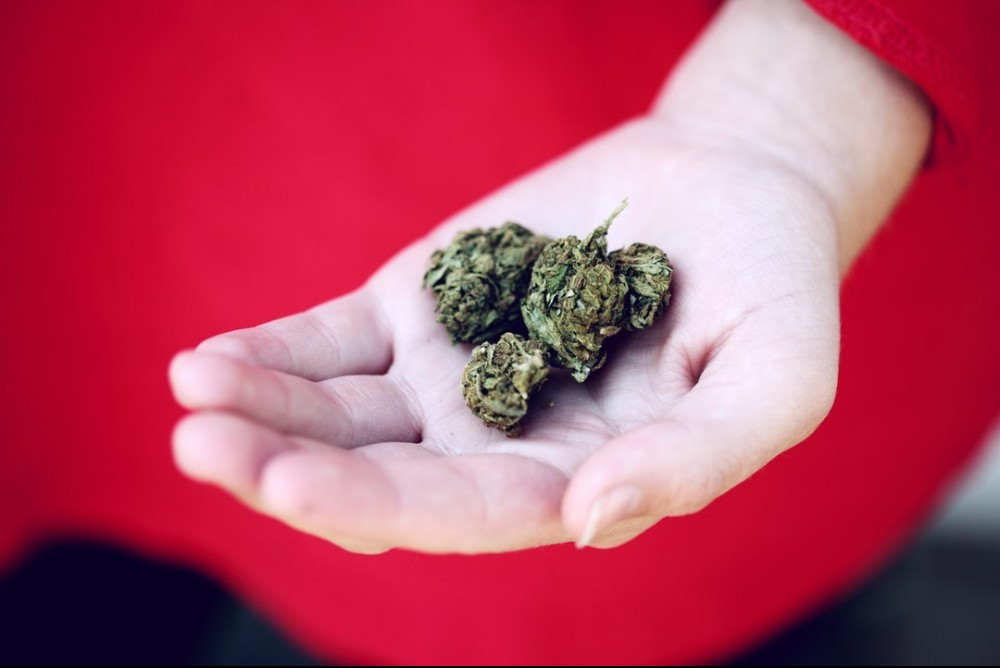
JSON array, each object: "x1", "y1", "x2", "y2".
[{"x1": 170, "y1": 119, "x2": 840, "y2": 553}]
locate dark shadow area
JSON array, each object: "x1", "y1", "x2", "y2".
[
  {"x1": 0, "y1": 532, "x2": 997, "y2": 665},
  {"x1": 0, "y1": 542, "x2": 318, "y2": 666},
  {"x1": 732, "y1": 532, "x2": 1000, "y2": 666}
]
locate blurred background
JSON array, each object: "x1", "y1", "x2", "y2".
[{"x1": 1, "y1": 1, "x2": 997, "y2": 664}]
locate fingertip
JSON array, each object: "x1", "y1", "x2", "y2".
[
  {"x1": 565, "y1": 483, "x2": 643, "y2": 548},
  {"x1": 169, "y1": 349, "x2": 221, "y2": 409},
  {"x1": 171, "y1": 412, "x2": 291, "y2": 498},
  {"x1": 561, "y1": 434, "x2": 645, "y2": 538},
  {"x1": 563, "y1": 421, "x2": 720, "y2": 543},
  {"x1": 167, "y1": 349, "x2": 198, "y2": 403},
  {"x1": 195, "y1": 331, "x2": 261, "y2": 363},
  {"x1": 171, "y1": 412, "x2": 217, "y2": 482},
  {"x1": 168, "y1": 351, "x2": 245, "y2": 410},
  {"x1": 256, "y1": 452, "x2": 325, "y2": 520}
]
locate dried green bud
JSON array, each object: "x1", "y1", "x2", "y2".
[
  {"x1": 461, "y1": 332, "x2": 550, "y2": 436},
  {"x1": 423, "y1": 223, "x2": 551, "y2": 344},
  {"x1": 610, "y1": 243, "x2": 673, "y2": 331},
  {"x1": 521, "y1": 201, "x2": 630, "y2": 382}
]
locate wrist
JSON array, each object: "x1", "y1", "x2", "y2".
[{"x1": 649, "y1": 0, "x2": 931, "y2": 275}]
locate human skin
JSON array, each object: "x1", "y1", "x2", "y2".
[{"x1": 168, "y1": 0, "x2": 931, "y2": 553}]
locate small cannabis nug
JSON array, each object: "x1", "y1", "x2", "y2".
[
  {"x1": 461, "y1": 333, "x2": 550, "y2": 436},
  {"x1": 610, "y1": 242, "x2": 673, "y2": 332},
  {"x1": 422, "y1": 222, "x2": 550, "y2": 344}
]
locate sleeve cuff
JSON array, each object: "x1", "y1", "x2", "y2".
[{"x1": 803, "y1": 0, "x2": 980, "y2": 166}]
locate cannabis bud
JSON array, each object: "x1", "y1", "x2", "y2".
[
  {"x1": 521, "y1": 202, "x2": 630, "y2": 382},
  {"x1": 424, "y1": 199, "x2": 674, "y2": 436},
  {"x1": 422, "y1": 223, "x2": 551, "y2": 344},
  {"x1": 461, "y1": 332, "x2": 550, "y2": 436},
  {"x1": 610, "y1": 242, "x2": 673, "y2": 331}
]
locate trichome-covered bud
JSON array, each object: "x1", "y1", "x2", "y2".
[
  {"x1": 610, "y1": 242, "x2": 673, "y2": 331},
  {"x1": 422, "y1": 223, "x2": 551, "y2": 344},
  {"x1": 521, "y1": 201, "x2": 630, "y2": 382},
  {"x1": 461, "y1": 332, "x2": 550, "y2": 437}
]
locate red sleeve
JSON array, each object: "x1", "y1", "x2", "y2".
[{"x1": 803, "y1": 0, "x2": 991, "y2": 165}]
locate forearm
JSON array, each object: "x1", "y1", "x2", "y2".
[{"x1": 651, "y1": 0, "x2": 932, "y2": 275}]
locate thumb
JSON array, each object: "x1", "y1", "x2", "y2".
[{"x1": 562, "y1": 337, "x2": 837, "y2": 549}]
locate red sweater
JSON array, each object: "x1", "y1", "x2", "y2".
[{"x1": 0, "y1": 1, "x2": 996, "y2": 663}]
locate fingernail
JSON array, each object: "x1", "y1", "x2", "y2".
[{"x1": 575, "y1": 486, "x2": 641, "y2": 549}]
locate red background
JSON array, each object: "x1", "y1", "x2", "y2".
[{"x1": 1, "y1": 1, "x2": 997, "y2": 664}]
